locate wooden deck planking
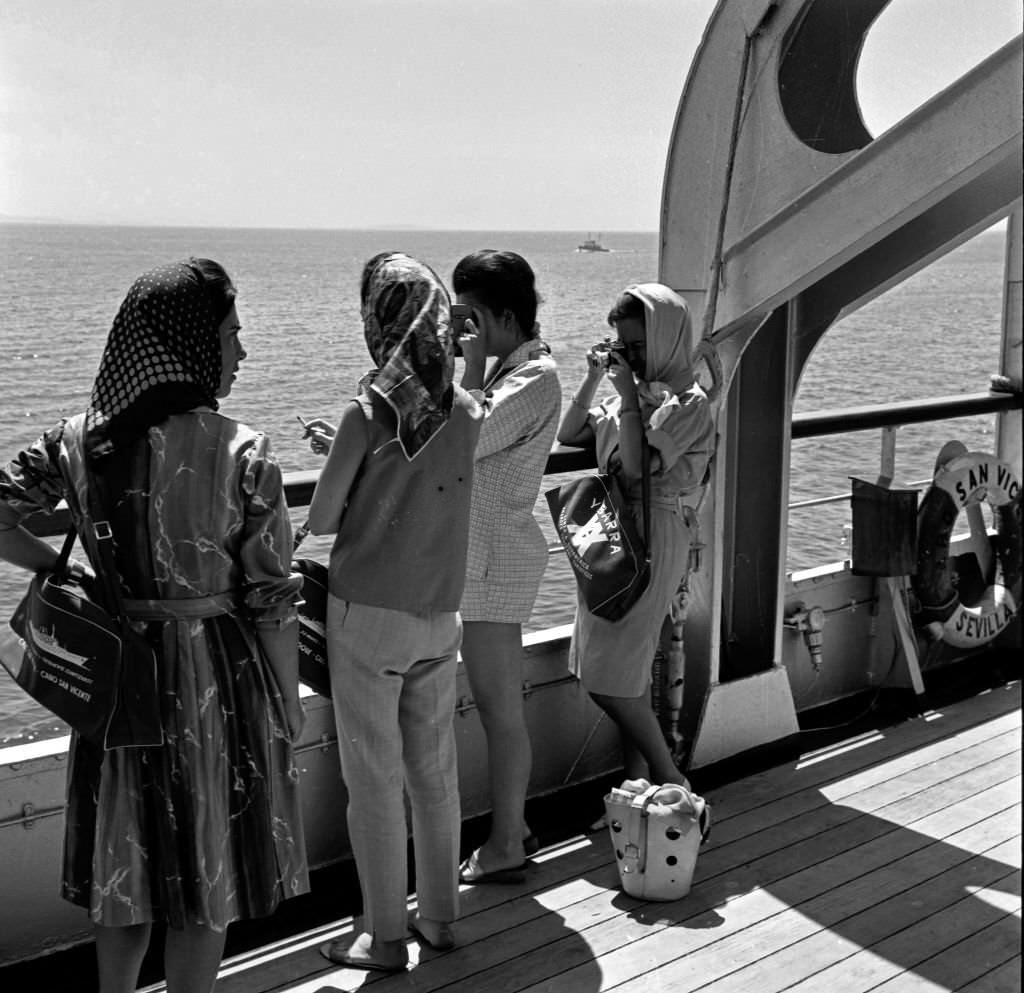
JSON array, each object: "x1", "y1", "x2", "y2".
[
  {"x1": 867, "y1": 915, "x2": 1024, "y2": 992},
  {"x1": 614, "y1": 834, "x2": 1020, "y2": 993},
  {"x1": 144, "y1": 683, "x2": 1021, "y2": 993},
  {"x1": 707, "y1": 710, "x2": 1022, "y2": 848},
  {"x1": 697, "y1": 686, "x2": 1021, "y2": 820},
  {"x1": 522, "y1": 821, "x2": 1020, "y2": 993},
  {"x1": 956, "y1": 956, "x2": 1022, "y2": 992},
  {"x1": 290, "y1": 806, "x2": 997, "y2": 993},
  {"x1": 211, "y1": 840, "x2": 630, "y2": 993},
  {"x1": 777, "y1": 871, "x2": 1021, "y2": 993}
]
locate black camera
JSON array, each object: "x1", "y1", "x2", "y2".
[
  {"x1": 450, "y1": 304, "x2": 473, "y2": 357},
  {"x1": 594, "y1": 338, "x2": 626, "y2": 368}
]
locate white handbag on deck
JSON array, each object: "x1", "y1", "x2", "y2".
[{"x1": 604, "y1": 781, "x2": 711, "y2": 901}]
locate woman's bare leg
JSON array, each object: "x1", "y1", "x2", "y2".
[
  {"x1": 590, "y1": 691, "x2": 688, "y2": 787},
  {"x1": 163, "y1": 921, "x2": 227, "y2": 993},
  {"x1": 461, "y1": 621, "x2": 533, "y2": 868},
  {"x1": 95, "y1": 922, "x2": 151, "y2": 993},
  {"x1": 619, "y1": 734, "x2": 650, "y2": 781}
]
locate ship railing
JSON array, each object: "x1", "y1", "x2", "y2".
[
  {"x1": 17, "y1": 389, "x2": 1021, "y2": 543},
  {"x1": 3, "y1": 389, "x2": 1018, "y2": 753},
  {"x1": 786, "y1": 388, "x2": 1021, "y2": 511}
]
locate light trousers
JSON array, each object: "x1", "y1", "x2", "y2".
[{"x1": 327, "y1": 595, "x2": 461, "y2": 940}]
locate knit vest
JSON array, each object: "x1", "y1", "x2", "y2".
[{"x1": 328, "y1": 388, "x2": 482, "y2": 612}]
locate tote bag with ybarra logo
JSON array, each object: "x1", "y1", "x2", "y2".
[{"x1": 545, "y1": 469, "x2": 650, "y2": 622}]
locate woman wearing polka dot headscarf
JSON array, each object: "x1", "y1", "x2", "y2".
[{"x1": 0, "y1": 259, "x2": 309, "y2": 993}]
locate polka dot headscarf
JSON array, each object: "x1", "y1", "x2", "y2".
[{"x1": 85, "y1": 261, "x2": 223, "y2": 460}]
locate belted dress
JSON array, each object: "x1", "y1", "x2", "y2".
[
  {"x1": 0, "y1": 410, "x2": 309, "y2": 930},
  {"x1": 568, "y1": 387, "x2": 714, "y2": 697}
]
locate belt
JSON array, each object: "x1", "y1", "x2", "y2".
[
  {"x1": 634, "y1": 492, "x2": 704, "y2": 513},
  {"x1": 122, "y1": 591, "x2": 243, "y2": 620}
]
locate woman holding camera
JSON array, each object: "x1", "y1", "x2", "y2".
[
  {"x1": 556, "y1": 282, "x2": 714, "y2": 788},
  {"x1": 452, "y1": 250, "x2": 561, "y2": 884}
]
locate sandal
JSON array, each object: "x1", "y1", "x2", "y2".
[
  {"x1": 319, "y1": 933, "x2": 408, "y2": 973},
  {"x1": 408, "y1": 912, "x2": 456, "y2": 951},
  {"x1": 459, "y1": 848, "x2": 527, "y2": 885}
]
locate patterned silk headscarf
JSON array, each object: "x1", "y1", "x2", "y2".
[
  {"x1": 360, "y1": 253, "x2": 455, "y2": 460},
  {"x1": 85, "y1": 262, "x2": 222, "y2": 460}
]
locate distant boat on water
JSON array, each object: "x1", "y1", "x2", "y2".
[{"x1": 576, "y1": 233, "x2": 610, "y2": 252}]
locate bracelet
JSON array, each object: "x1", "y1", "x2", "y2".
[{"x1": 620, "y1": 407, "x2": 641, "y2": 416}]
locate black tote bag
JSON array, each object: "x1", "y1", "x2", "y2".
[
  {"x1": 3, "y1": 527, "x2": 162, "y2": 749},
  {"x1": 546, "y1": 442, "x2": 651, "y2": 622}
]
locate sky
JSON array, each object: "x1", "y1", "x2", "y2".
[{"x1": 1, "y1": 0, "x2": 1021, "y2": 231}]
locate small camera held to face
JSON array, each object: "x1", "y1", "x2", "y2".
[
  {"x1": 594, "y1": 337, "x2": 626, "y2": 369},
  {"x1": 450, "y1": 304, "x2": 473, "y2": 357}
]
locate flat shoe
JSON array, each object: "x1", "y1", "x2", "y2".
[
  {"x1": 459, "y1": 848, "x2": 527, "y2": 885},
  {"x1": 408, "y1": 913, "x2": 456, "y2": 951},
  {"x1": 319, "y1": 938, "x2": 407, "y2": 973}
]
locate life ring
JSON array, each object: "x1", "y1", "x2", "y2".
[{"x1": 913, "y1": 450, "x2": 1022, "y2": 648}]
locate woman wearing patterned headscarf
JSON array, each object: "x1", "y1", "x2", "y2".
[
  {"x1": 0, "y1": 259, "x2": 308, "y2": 993},
  {"x1": 557, "y1": 282, "x2": 715, "y2": 790},
  {"x1": 307, "y1": 253, "x2": 482, "y2": 971}
]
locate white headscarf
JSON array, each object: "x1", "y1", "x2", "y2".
[{"x1": 621, "y1": 283, "x2": 695, "y2": 414}]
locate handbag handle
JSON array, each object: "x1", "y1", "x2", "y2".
[
  {"x1": 85, "y1": 518, "x2": 134, "y2": 621},
  {"x1": 622, "y1": 784, "x2": 661, "y2": 875},
  {"x1": 632, "y1": 782, "x2": 712, "y2": 847},
  {"x1": 45, "y1": 425, "x2": 141, "y2": 622},
  {"x1": 609, "y1": 421, "x2": 651, "y2": 555},
  {"x1": 640, "y1": 434, "x2": 651, "y2": 560},
  {"x1": 53, "y1": 526, "x2": 79, "y2": 576},
  {"x1": 60, "y1": 468, "x2": 135, "y2": 623}
]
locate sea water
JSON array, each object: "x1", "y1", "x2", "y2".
[{"x1": 0, "y1": 223, "x2": 1008, "y2": 742}]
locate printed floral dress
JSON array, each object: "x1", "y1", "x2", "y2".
[{"x1": 0, "y1": 411, "x2": 309, "y2": 930}]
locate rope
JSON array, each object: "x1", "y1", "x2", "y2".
[
  {"x1": 561, "y1": 712, "x2": 607, "y2": 786},
  {"x1": 695, "y1": 9, "x2": 775, "y2": 401},
  {"x1": 700, "y1": 31, "x2": 755, "y2": 345}
]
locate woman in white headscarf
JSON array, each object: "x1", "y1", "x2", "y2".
[{"x1": 557, "y1": 283, "x2": 714, "y2": 787}]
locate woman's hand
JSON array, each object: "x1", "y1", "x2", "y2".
[
  {"x1": 458, "y1": 317, "x2": 487, "y2": 381},
  {"x1": 584, "y1": 343, "x2": 610, "y2": 379},
  {"x1": 66, "y1": 558, "x2": 96, "y2": 585},
  {"x1": 302, "y1": 417, "x2": 337, "y2": 456},
  {"x1": 606, "y1": 350, "x2": 639, "y2": 407},
  {"x1": 555, "y1": 337, "x2": 608, "y2": 447}
]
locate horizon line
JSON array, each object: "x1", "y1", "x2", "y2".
[{"x1": 0, "y1": 216, "x2": 658, "y2": 235}]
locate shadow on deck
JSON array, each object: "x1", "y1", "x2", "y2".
[{"x1": 156, "y1": 679, "x2": 1021, "y2": 993}]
